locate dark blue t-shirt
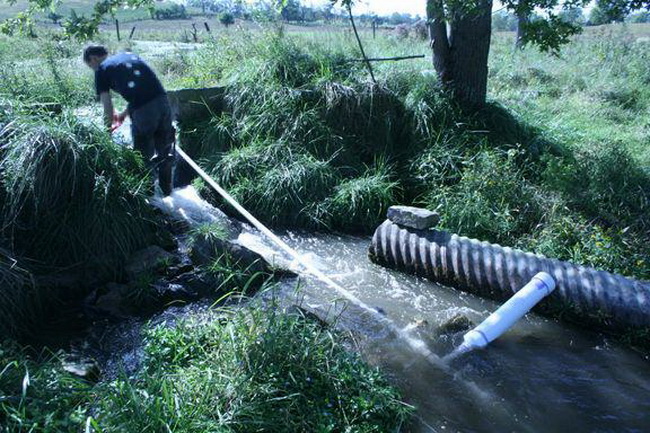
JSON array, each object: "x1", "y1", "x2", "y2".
[{"x1": 95, "y1": 52, "x2": 165, "y2": 111}]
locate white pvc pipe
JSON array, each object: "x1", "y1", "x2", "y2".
[{"x1": 461, "y1": 272, "x2": 556, "y2": 350}]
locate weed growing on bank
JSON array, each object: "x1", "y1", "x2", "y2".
[
  {"x1": 0, "y1": 112, "x2": 166, "y2": 339},
  {"x1": 93, "y1": 307, "x2": 413, "y2": 432},
  {"x1": 0, "y1": 341, "x2": 92, "y2": 432},
  {"x1": 0, "y1": 113, "x2": 164, "y2": 277},
  {"x1": 0, "y1": 304, "x2": 413, "y2": 432}
]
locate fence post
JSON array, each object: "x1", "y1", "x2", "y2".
[
  {"x1": 115, "y1": 19, "x2": 121, "y2": 41},
  {"x1": 129, "y1": 25, "x2": 136, "y2": 40}
]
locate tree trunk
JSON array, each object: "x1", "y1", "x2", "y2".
[
  {"x1": 427, "y1": 0, "x2": 493, "y2": 109},
  {"x1": 515, "y1": 2, "x2": 529, "y2": 49}
]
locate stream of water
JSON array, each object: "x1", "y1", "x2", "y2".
[{"x1": 238, "y1": 228, "x2": 650, "y2": 433}]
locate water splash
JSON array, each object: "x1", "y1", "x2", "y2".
[{"x1": 443, "y1": 343, "x2": 476, "y2": 363}]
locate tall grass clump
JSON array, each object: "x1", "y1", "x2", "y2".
[
  {"x1": 209, "y1": 140, "x2": 339, "y2": 227},
  {"x1": 313, "y1": 161, "x2": 401, "y2": 231},
  {"x1": 92, "y1": 307, "x2": 413, "y2": 432},
  {"x1": 181, "y1": 32, "x2": 419, "y2": 232},
  {"x1": 0, "y1": 114, "x2": 164, "y2": 279}
]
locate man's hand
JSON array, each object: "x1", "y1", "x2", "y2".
[
  {"x1": 110, "y1": 110, "x2": 128, "y2": 133},
  {"x1": 110, "y1": 113, "x2": 122, "y2": 133},
  {"x1": 115, "y1": 109, "x2": 128, "y2": 123}
]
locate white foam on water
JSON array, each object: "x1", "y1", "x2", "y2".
[{"x1": 150, "y1": 186, "x2": 230, "y2": 227}]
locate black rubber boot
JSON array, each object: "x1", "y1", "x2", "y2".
[{"x1": 158, "y1": 158, "x2": 174, "y2": 196}]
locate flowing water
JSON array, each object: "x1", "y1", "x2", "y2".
[{"x1": 236, "y1": 227, "x2": 650, "y2": 433}]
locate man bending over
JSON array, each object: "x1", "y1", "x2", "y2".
[{"x1": 84, "y1": 45, "x2": 174, "y2": 196}]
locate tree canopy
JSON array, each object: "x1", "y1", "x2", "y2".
[{"x1": 2, "y1": 0, "x2": 153, "y2": 38}]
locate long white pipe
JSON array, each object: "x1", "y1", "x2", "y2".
[
  {"x1": 461, "y1": 272, "x2": 556, "y2": 351},
  {"x1": 175, "y1": 146, "x2": 450, "y2": 368},
  {"x1": 175, "y1": 146, "x2": 537, "y2": 420}
]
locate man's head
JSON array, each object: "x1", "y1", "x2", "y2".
[{"x1": 83, "y1": 45, "x2": 108, "y2": 71}]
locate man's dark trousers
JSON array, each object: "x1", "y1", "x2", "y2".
[{"x1": 130, "y1": 94, "x2": 174, "y2": 196}]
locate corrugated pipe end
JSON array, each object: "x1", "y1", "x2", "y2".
[{"x1": 369, "y1": 217, "x2": 650, "y2": 335}]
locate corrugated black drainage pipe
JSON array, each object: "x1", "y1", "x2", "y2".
[{"x1": 369, "y1": 206, "x2": 650, "y2": 332}]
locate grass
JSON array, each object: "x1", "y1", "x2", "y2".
[
  {"x1": 0, "y1": 341, "x2": 92, "y2": 432},
  {"x1": 0, "y1": 113, "x2": 164, "y2": 277},
  {"x1": 0, "y1": 297, "x2": 413, "y2": 432},
  {"x1": 92, "y1": 306, "x2": 412, "y2": 432},
  {"x1": 0, "y1": 109, "x2": 167, "y2": 340},
  {"x1": 0, "y1": 248, "x2": 35, "y2": 339},
  {"x1": 0, "y1": 18, "x2": 648, "y2": 432}
]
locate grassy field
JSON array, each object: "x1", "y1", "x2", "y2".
[{"x1": 1, "y1": 13, "x2": 649, "y2": 432}]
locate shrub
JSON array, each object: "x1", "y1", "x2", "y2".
[
  {"x1": 519, "y1": 213, "x2": 650, "y2": 280},
  {"x1": 154, "y1": 4, "x2": 188, "y2": 20},
  {"x1": 425, "y1": 148, "x2": 546, "y2": 245},
  {"x1": 220, "y1": 12, "x2": 235, "y2": 27},
  {"x1": 542, "y1": 142, "x2": 650, "y2": 232}
]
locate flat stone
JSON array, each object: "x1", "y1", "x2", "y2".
[
  {"x1": 125, "y1": 246, "x2": 176, "y2": 280},
  {"x1": 92, "y1": 283, "x2": 132, "y2": 318},
  {"x1": 436, "y1": 314, "x2": 474, "y2": 335},
  {"x1": 387, "y1": 206, "x2": 440, "y2": 230},
  {"x1": 167, "y1": 86, "x2": 225, "y2": 124}
]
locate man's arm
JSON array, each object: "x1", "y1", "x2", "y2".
[{"x1": 99, "y1": 92, "x2": 114, "y2": 129}]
